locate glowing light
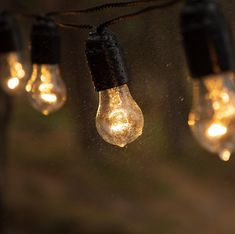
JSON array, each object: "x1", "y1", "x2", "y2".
[
  {"x1": 215, "y1": 105, "x2": 235, "y2": 119},
  {"x1": 7, "y1": 77, "x2": 20, "y2": 90},
  {"x1": 96, "y1": 85, "x2": 144, "y2": 147},
  {"x1": 213, "y1": 101, "x2": 220, "y2": 110},
  {"x1": 111, "y1": 122, "x2": 129, "y2": 132},
  {"x1": 188, "y1": 113, "x2": 196, "y2": 126},
  {"x1": 17, "y1": 69, "x2": 25, "y2": 78},
  {"x1": 40, "y1": 93, "x2": 57, "y2": 103},
  {"x1": 39, "y1": 83, "x2": 53, "y2": 92},
  {"x1": 40, "y1": 75, "x2": 47, "y2": 82},
  {"x1": 26, "y1": 64, "x2": 66, "y2": 115},
  {"x1": 25, "y1": 83, "x2": 32, "y2": 92},
  {"x1": 109, "y1": 110, "x2": 130, "y2": 134},
  {"x1": 219, "y1": 149, "x2": 231, "y2": 162},
  {"x1": 207, "y1": 123, "x2": 227, "y2": 138},
  {"x1": 221, "y1": 92, "x2": 229, "y2": 102},
  {"x1": 188, "y1": 119, "x2": 195, "y2": 126}
]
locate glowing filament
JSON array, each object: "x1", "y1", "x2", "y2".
[
  {"x1": 188, "y1": 119, "x2": 195, "y2": 126},
  {"x1": 7, "y1": 77, "x2": 20, "y2": 90},
  {"x1": 109, "y1": 110, "x2": 130, "y2": 133},
  {"x1": 207, "y1": 123, "x2": 227, "y2": 138},
  {"x1": 39, "y1": 83, "x2": 53, "y2": 92},
  {"x1": 219, "y1": 149, "x2": 231, "y2": 162},
  {"x1": 40, "y1": 93, "x2": 57, "y2": 103},
  {"x1": 15, "y1": 62, "x2": 25, "y2": 78},
  {"x1": 111, "y1": 122, "x2": 129, "y2": 132}
]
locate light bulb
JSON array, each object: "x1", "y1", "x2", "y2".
[
  {"x1": 0, "y1": 52, "x2": 26, "y2": 94},
  {"x1": 86, "y1": 28, "x2": 144, "y2": 147},
  {"x1": 27, "y1": 17, "x2": 66, "y2": 115},
  {"x1": 26, "y1": 64, "x2": 66, "y2": 115},
  {"x1": 181, "y1": 0, "x2": 235, "y2": 160},
  {"x1": 0, "y1": 11, "x2": 26, "y2": 94},
  {"x1": 96, "y1": 84, "x2": 144, "y2": 147},
  {"x1": 188, "y1": 72, "x2": 235, "y2": 160}
]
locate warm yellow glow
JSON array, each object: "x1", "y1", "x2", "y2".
[
  {"x1": 109, "y1": 110, "x2": 130, "y2": 133},
  {"x1": 205, "y1": 78, "x2": 235, "y2": 119},
  {"x1": 111, "y1": 122, "x2": 129, "y2": 132},
  {"x1": 26, "y1": 64, "x2": 67, "y2": 115},
  {"x1": 40, "y1": 93, "x2": 57, "y2": 103},
  {"x1": 221, "y1": 92, "x2": 230, "y2": 102},
  {"x1": 215, "y1": 105, "x2": 235, "y2": 119},
  {"x1": 188, "y1": 119, "x2": 195, "y2": 126},
  {"x1": 219, "y1": 149, "x2": 231, "y2": 162},
  {"x1": 39, "y1": 83, "x2": 53, "y2": 92},
  {"x1": 0, "y1": 53, "x2": 27, "y2": 94},
  {"x1": 188, "y1": 113, "x2": 196, "y2": 126},
  {"x1": 15, "y1": 62, "x2": 25, "y2": 78},
  {"x1": 207, "y1": 123, "x2": 227, "y2": 138},
  {"x1": 7, "y1": 77, "x2": 20, "y2": 90},
  {"x1": 25, "y1": 74, "x2": 36, "y2": 92},
  {"x1": 25, "y1": 83, "x2": 31, "y2": 92},
  {"x1": 96, "y1": 85, "x2": 144, "y2": 147},
  {"x1": 189, "y1": 74, "x2": 235, "y2": 160},
  {"x1": 40, "y1": 75, "x2": 47, "y2": 82},
  {"x1": 17, "y1": 69, "x2": 25, "y2": 78},
  {"x1": 212, "y1": 101, "x2": 221, "y2": 110}
]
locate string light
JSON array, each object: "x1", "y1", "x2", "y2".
[
  {"x1": 1, "y1": 0, "x2": 235, "y2": 158},
  {"x1": 26, "y1": 17, "x2": 66, "y2": 115},
  {"x1": 85, "y1": 29, "x2": 144, "y2": 147},
  {"x1": 181, "y1": 0, "x2": 235, "y2": 161},
  {"x1": 0, "y1": 11, "x2": 26, "y2": 94}
]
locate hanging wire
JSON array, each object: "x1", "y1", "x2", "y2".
[
  {"x1": 46, "y1": 0, "x2": 164, "y2": 17},
  {"x1": 9, "y1": 0, "x2": 182, "y2": 31},
  {"x1": 97, "y1": 0, "x2": 182, "y2": 31},
  {"x1": 56, "y1": 22, "x2": 93, "y2": 30},
  {"x1": 54, "y1": 0, "x2": 182, "y2": 31},
  {"x1": 47, "y1": 0, "x2": 166, "y2": 30}
]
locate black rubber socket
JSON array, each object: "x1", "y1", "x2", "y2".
[
  {"x1": 181, "y1": 0, "x2": 235, "y2": 79},
  {"x1": 0, "y1": 11, "x2": 21, "y2": 53},
  {"x1": 31, "y1": 17, "x2": 60, "y2": 64},
  {"x1": 85, "y1": 29, "x2": 129, "y2": 91}
]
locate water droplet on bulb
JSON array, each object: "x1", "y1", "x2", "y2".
[{"x1": 219, "y1": 149, "x2": 231, "y2": 162}]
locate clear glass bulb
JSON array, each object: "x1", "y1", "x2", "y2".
[
  {"x1": 0, "y1": 52, "x2": 26, "y2": 94},
  {"x1": 96, "y1": 84, "x2": 144, "y2": 147},
  {"x1": 26, "y1": 64, "x2": 66, "y2": 115},
  {"x1": 188, "y1": 72, "x2": 235, "y2": 161}
]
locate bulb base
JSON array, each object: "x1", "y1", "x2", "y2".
[
  {"x1": 31, "y1": 17, "x2": 60, "y2": 64},
  {"x1": 0, "y1": 11, "x2": 21, "y2": 53},
  {"x1": 85, "y1": 28, "x2": 129, "y2": 91},
  {"x1": 181, "y1": 0, "x2": 235, "y2": 78}
]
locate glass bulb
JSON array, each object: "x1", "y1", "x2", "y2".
[
  {"x1": 0, "y1": 52, "x2": 26, "y2": 94},
  {"x1": 188, "y1": 72, "x2": 235, "y2": 161},
  {"x1": 26, "y1": 64, "x2": 66, "y2": 115},
  {"x1": 96, "y1": 84, "x2": 144, "y2": 147}
]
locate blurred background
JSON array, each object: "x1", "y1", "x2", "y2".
[{"x1": 1, "y1": 0, "x2": 235, "y2": 233}]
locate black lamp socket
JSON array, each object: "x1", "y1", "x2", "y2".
[
  {"x1": 181, "y1": 0, "x2": 235, "y2": 78},
  {"x1": 85, "y1": 28, "x2": 129, "y2": 91},
  {"x1": 31, "y1": 17, "x2": 60, "y2": 64}
]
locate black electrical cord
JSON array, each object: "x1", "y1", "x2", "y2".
[
  {"x1": 8, "y1": 0, "x2": 182, "y2": 31},
  {"x1": 56, "y1": 0, "x2": 182, "y2": 31},
  {"x1": 56, "y1": 22, "x2": 93, "y2": 30},
  {"x1": 97, "y1": 0, "x2": 182, "y2": 31},
  {"x1": 47, "y1": 0, "x2": 167, "y2": 31},
  {"x1": 46, "y1": 0, "x2": 164, "y2": 17}
]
